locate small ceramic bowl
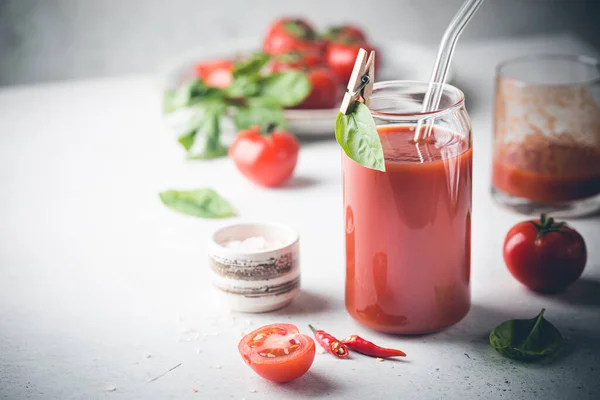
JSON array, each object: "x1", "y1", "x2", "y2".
[{"x1": 207, "y1": 222, "x2": 300, "y2": 313}]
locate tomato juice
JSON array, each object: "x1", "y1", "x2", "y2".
[{"x1": 343, "y1": 125, "x2": 472, "y2": 334}]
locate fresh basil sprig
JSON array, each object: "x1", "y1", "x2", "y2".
[
  {"x1": 164, "y1": 52, "x2": 311, "y2": 159},
  {"x1": 232, "y1": 52, "x2": 271, "y2": 78},
  {"x1": 160, "y1": 188, "x2": 235, "y2": 218},
  {"x1": 335, "y1": 102, "x2": 385, "y2": 172},
  {"x1": 489, "y1": 309, "x2": 563, "y2": 361},
  {"x1": 233, "y1": 97, "x2": 286, "y2": 132},
  {"x1": 259, "y1": 70, "x2": 311, "y2": 107}
]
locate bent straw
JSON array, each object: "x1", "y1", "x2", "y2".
[{"x1": 415, "y1": 0, "x2": 484, "y2": 142}]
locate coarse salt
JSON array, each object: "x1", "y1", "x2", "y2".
[{"x1": 224, "y1": 237, "x2": 286, "y2": 251}]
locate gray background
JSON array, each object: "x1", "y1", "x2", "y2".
[{"x1": 0, "y1": 0, "x2": 598, "y2": 87}]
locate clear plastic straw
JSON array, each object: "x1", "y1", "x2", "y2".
[{"x1": 414, "y1": 0, "x2": 484, "y2": 141}]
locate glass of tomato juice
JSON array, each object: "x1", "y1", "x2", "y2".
[
  {"x1": 492, "y1": 54, "x2": 600, "y2": 217},
  {"x1": 343, "y1": 81, "x2": 472, "y2": 334}
]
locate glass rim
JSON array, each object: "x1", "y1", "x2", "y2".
[
  {"x1": 496, "y1": 53, "x2": 600, "y2": 86},
  {"x1": 369, "y1": 80, "x2": 465, "y2": 120}
]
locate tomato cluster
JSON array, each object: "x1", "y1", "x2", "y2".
[
  {"x1": 194, "y1": 18, "x2": 378, "y2": 110},
  {"x1": 263, "y1": 18, "x2": 378, "y2": 110},
  {"x1": 193, "y1": 18, "x2": 379, "y2": 188}
]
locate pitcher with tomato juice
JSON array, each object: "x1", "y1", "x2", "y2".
[{"x1": 343, "y1": 81, "x2": 472, "y2": 334}]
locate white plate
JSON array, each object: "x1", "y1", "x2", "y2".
[{"x1": 158, "y1": 39, "x2": 452, "y2": 137}]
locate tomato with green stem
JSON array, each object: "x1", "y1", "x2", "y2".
[
  {"x1": 268, "y1": 51, "x2": 322, "y2": 73},
  {"x1": 322, "y1": 25, "x2": 367, "y2": 43},
  {"x1": 229, "y1": 125, "x2": 300, "y2": 187},
  {"x1": 238, "y1": 323, "x2": 315, "y2": 383},
  {"x1": 503, "y1": 214, "x2": 587, "y2": 293},
  {"x1": 263, "y1": 18, "x2": 321, "y2": 55}
]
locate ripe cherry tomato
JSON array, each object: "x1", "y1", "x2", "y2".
[
  {"x1": 238, "y1": 323, "x2": 316, "y2": 383},
  {"x1": 294, "y1": 67, "x2": 339, "y2": 110},
  {"x1": 503, "y1": 214, "x2": 587, "y2": 293},
  {"x1": 325, "y1": 41, "x2": 377, "y2": 84},
  {"x1": 194, "y1": 59, "x2": 233, "y2": 88},
  {"x1": 323, "y1": 25, "x2": 367, "y2": 43},
  {"x1": 229, "y1": 126, "x2": 300, "y2": 187},
  {"x1": 268, "y1": 51, "x2": 322, "y2": 73},
  {"x1": 263, "y1": 18, "x2": 321, "y2": 55}
]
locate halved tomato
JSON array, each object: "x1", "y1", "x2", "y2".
[{"x1": 238, "y1": 323, "x2": 315, "y2": 383}]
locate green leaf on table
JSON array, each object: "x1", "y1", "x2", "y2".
[
  {"x1": 233, "y1": 52, "x2": 271, "y2": 78},
  {"x1": 159, "y1": 188, "x2": 235, "y2": 218},
  {"x1": 233, "y1": 97, "x2": 286, "y2": 131},
  {"x1": 489, "y1": 309, "x2": 563, "y2": 361},
  {"x1": 335, "y1": 102, "x2": 385, "y2": 172},
  {"x1": 258, "y1": 70, "x2": 311, "y2": 107},
  {"x1": 186, "y1": 101, "x2": 228, "y2": 160}
]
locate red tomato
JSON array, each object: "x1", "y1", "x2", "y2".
[
  {"x1": 263, "y1": 18, "x2": 321, "y2": 55},
  {"x1": 268, "y1": 51, "x2": 322, "y2": 73},
  {"x1": 229, "y1": 126, "x2": 300, "y2": 187},
  {"x1": 194, "y1": 60, "x2": 233, "y2": 88},
  {"x1": 503, "y1": 214, "x2": 587, "y2": 293},
  {"x1": 323, "y1": 25, "x2": 367, "y2": 43},
  {"x1": 238, "y1": 323, "x2": 316, "y2": 383},
  {"x1": 325, "y1": 41, "x2": 377, "y2": 84},
  {"x1": 294, "y1": 67, "x2": 339, "y2": 110}
]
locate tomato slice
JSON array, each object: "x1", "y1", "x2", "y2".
[{"x1": 238, "y1": 323, "x2": 315, "y2": 383}]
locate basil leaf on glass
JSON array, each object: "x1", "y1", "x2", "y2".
[
  {"x1": 259, "y1": 70, "x2": 311, "y2": 107},
  {"x1": 489, "y1": 309, "x2": 563, "y2": 361},
  {"x1": 233, "y1": 98, "x2": 286, "y2": 131},
  {"x1": 160, "y1": 188, "x2": 235, "y2": 219},
  {"x1": 335, "y1": 102, "x2": 385, "y2": 172}
]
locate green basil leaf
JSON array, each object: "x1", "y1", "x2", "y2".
[
  {"x1": 187, "y1": 102, "x2": 228, "y2": 160},
  {"x1": 159, "y1": 188, "x2": 235, "y2": 218},
  {"x1": 167, "y1": 79, "x2": 223, "y2": 112},
  {"x1": 233, "y1": 98, "x2": 286, "y2": 131},
  {"x1": 173, "y1": 110, "x2": 205, "y2": 151},
  {"x1": 225, "y1": 76, "x2": 261, "y2": 98},
  {"x1": 259, "y1": 70, "x2": 311, "y2": 107},
  {"x1": 163, "y1": 89, "x2": 177, "y2": 114},
  {"x1": 335, "y1": 103, "x2": 385, "y2": 172},
  {"x1": 489, "y1": 309, "x2": 563, "y2": 361},
  {"x1": 177, "y1": 129, "x2": 196, "y2": 151},
  {"x1": 232, "y1": 52, "x2": 271, "y2": 78}
]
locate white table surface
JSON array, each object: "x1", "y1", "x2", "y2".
[{"x1": 1, "y1": 34, "x2": 599, "y2": 400}]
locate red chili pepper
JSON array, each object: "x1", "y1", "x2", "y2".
[
  {"x1": 341, "y1": 334, "x2": 406, "y2": 358},
  {"x1": 308, "y1": 324, "x2": 350, "y2": 358}
]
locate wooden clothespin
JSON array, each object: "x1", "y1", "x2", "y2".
[{"x1": 339, "y1": 48, "x2": 376, "y2": 114}]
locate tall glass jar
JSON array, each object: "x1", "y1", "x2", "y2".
[
  {"x1": 492, "y1": 54, "x2": 600, "y2": 217},
  {"x1": 343, "y1": 81, "x2": 472, "y2": 334}
]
